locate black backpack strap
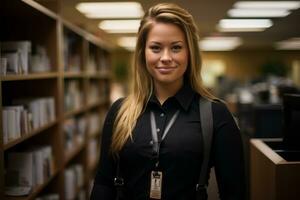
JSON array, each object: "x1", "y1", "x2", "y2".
[
  {"x1": 196, "y1": 97, "x2": 213, "y2": 199},
  {"x1": 114, "y1": 158, "x2": 124, "y2": 200}
]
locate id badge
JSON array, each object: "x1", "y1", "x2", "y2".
[{"x1": 150, "y1": 171, "x2": 162, "y2": 199}]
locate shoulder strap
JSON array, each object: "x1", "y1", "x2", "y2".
[
  {"x1": 196, "y1": 97, "x2": 213, "y2": 192},
  {"x1": 114, "y1": 158, "x2": 124, "y2": 200}
]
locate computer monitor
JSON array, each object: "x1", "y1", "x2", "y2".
[{"x1": 282, "y1": 94, "x2": 300, "y2": 150}]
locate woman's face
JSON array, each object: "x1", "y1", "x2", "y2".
[{"x1": 145, "y1": 22, "x2": 189, "y2": 87}]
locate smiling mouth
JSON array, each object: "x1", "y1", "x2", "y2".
[{"x1": 155, "y1": 66, "x2": 176, "y2": 74}]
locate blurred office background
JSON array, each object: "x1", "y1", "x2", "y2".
[{"x1": 1, "y1": 0, "x2": 300, "y2": 200}]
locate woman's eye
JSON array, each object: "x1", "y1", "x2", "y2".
[
  {"x1": 172, "y1": 45, "x2": 182, "y2": 52},
  {"x1": 150, "y1": 46, "x2": 161, "y2": 52}
]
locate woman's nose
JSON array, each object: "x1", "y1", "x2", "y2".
[{"x1": 160, "y1": 49, "x2": 172, "y2": 62}]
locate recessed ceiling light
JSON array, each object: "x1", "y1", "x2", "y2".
[
  {"x1": 217, "y1": 19, "x2": 273, "y2": 32},
  {"x1": 76, "y1": 2, "x2": 144, "y2": 19},
  {"x1": 199, "y1": 37, "x2": 242, "y2": 51},
  {"x1": 99, "y1": 20, "x2": 140, "y2": 33},
  {"x1": 234, "y1": 1, "x2": 300, "y2": 10},
  {"x1": 228, "y1": 8, "x2": 290, "y2": 18},
  {"x1": 118, "y1": 36, "x2": 137, "y2": 51},
  {"x1": 275, "y1": 38, "x2": 300, "y2": 50}
]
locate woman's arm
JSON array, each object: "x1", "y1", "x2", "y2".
[
  {"x1": 212, "y1": 102, "x2": 246, "y2": 200},
  {"x1": 90, "y1": 99, "x2": 123, "y2": 200}
]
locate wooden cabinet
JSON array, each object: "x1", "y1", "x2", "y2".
[
  {"x1": 250, "y1": 139, "x2": 300, "y2": 200},
  {"x1": 0, "y1": 0, "x2": 112, "y2": 199}
]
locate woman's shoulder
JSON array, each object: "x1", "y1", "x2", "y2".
[
  {"x1": 210, "y1": 99, "x2": 234, "y2": 119},
  {"x1": 210, "y1": 99, "x2": 239, "y2": 128},
  {"x1": 110, "y1": 97, "x2": 125, "y2": 110},
  {"x1": 105, "y1": 97, "x2": 125, "y2": 122}
]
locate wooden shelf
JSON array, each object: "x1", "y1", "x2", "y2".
[
  {"x1": 64, "y1": 99, "x2": 107, "y2": 118},
  {"x1": 1, "y1": 73, "x2": 59, "y2": 81},
  {"x1": 62, "y1": 71, "x2": 112, "y2": 79},
  {"x1": 87, "y1": 158, "x2": 99, "y2": 172},
  {"x1": 64, "y1": 141, "x2": 86, "y2": 165},
  {"x1": 5, "y1": 169, "x2": 59, "y2": 200},
  {"x1": 22, "y1": 0, "x2": 58, "y2": 20},
  {"x1": 85, "y1": 100, "x2": 105, "y2": 110},
  {"x1": 86, "y1": 71, "x2": 112, "y2": 79},
  {"x1": 4, "y1": 120, "x2": 57, "y2": 150},
  {"x1": 1, "y1": 0, "x2": 111, "y2": 199},
  {"x1": 64, "y1": 107, "x2": 86, "y2": 118},
  {"x1": 88, "y1": 129, "x2": 101, "y2": 139},
  {"x1": 63, "y1": 72, "x2": 85, "y2": 78},
  {"x1": 73, "y1": 185, "x2": 86, "y2": 200}
]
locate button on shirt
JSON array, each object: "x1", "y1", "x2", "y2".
[{"x1": 91, "y1": 83, "x2": 245, "y2": 200}]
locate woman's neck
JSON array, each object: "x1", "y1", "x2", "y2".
[{"x1": 154, "y1": 79, "x2": 183, "y2": 105}]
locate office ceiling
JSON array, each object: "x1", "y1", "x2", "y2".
[{"x1": 60, "y1": 0, "x2": 300, "y2": 50}]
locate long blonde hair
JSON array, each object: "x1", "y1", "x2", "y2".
[{"x1": 111, "y1": 3, "x2": 215, "y2": 154}]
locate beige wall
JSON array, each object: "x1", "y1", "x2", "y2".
[
  {"x1": 202, "y1": 50, "x2": 300, "y2": 82},
  {"x1": 111, "y1": 49, "x2": 300, "y2": 85}
]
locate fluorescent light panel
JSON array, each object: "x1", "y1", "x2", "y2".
[
  {"x1": 275, "y1": 38, "x2": 300, "y2": 50},
  {"x1": 99, "y1": 20, "x2": 140, "y2": 33},
  {"x1": 76, "y1": 2, "x2": 144, "y2": 19},
  {"x1": 228, "y1": 8, "x2": 290, "y2": 17},
  {"x1": 118, "y1": 37, "x2": 137, "y2": 51},
  {"x1": 234, "y1": 1, "x2": 300, "y2": 10},
  {"x1": 199, "y1": 37, "x2": 242, "y2": 51},
  {"x1": 217, "y1": 19, "x2": 273, "y2": 32}
]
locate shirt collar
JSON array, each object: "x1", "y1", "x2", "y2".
[{"x1": 149, "y1": 81, "x2": 196, "y2": 111}]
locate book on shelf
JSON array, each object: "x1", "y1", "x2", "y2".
[
  {"x1": 30, "y1": 45, "x2": 51, "y2": 73},
  {"x1": 5, "y1": 145, "x2": 55, "y2": 196},
  {"x1": 1, "y1": 41, "x2": 31, "y2": 74},
  {"x1": 28, "y1": 145, "x2": 55, "y2": 182},
  {"x1": 42, "y1": 146, "x2": 55, "y2": 178},
  {"x1": 1, "y1": 51, "x2": 22, "y2": 74},
  {"x1": 77, "y1": 190, "x2": 86, "y2": 200},
  {"x1": 88, "y1": 82, "x2": 99, "y2": 105},
  {"x1": 64, "y1": 168, "x2": 76, "y2": 200},
  {"x1": 13, "y1": 97, "x2": 56, "y2": 129},
  {"x1": 88, "y1": 112, "x2": 100, "y2": 135},
  {"x1": 2, "y1": 97, "x2": 55, "y2": 144},
  {"x1": 64, "y1": 164, "x2": 84, "y2": 200},
  {"x1": 74, "y1": 165, "x2": 84, "y2": 188},
  {"x1": 64, "y1": 80, "x2": 82, "y2": 111},
  {"x1": 88, "y1": 139, "x2": 98, "y2": 166},
  {"x1": 4, "y1": 186, "x2": 32, "y2": 196},
  {"x1": 35, "y1": 193, "x2": 60, "y2": 200},
  {"x1": 63, "y1": 34, "x2": 81, "y2": 72},
  {"x1": 77, "y1": 116, "x2": 87, "y2": 144},
  {"x1": 1, "y1": 41, "x2": 52, "y2": 74},
  {"x1": 6, "y1": 152, "x2": 35, "y2": 188},
  {"x1": 2, "y1": 110, "x2": 8, "y2": 144},
  {"x1": 87, "y1": 55, "x2": 97, "y2": 73},
  {"x1": 98, "y1": 52, "x2": 109, "y2": 73},
  {"x1": 28, "y1": 98, "x2": 55, "y2": 129},
  {"x1": 64, "y1": 118, "x2": 76, "y2": 150},
  {"x1": 0, "y1": 57, "x2": 8, "y2": 75},
  {"x1": 64, "y1": 116, "x2": 87, "y2": 150},
  {"x1": 2, "y1": 106, "x2": 24, "y2": 143}
]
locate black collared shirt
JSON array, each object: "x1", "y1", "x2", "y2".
[{"x1": 91, "y1": 83, "x2": 245, "y2": 200}]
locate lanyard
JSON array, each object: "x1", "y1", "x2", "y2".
[{"x1": 150, "y1": 110, "x2": 180, "y2": 160}]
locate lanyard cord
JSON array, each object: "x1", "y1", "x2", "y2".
[{"x1": 150, "y1": 110, "x2": 180, "y2": 160}]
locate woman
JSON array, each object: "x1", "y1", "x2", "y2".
[{"x1": 91, "y1": 3, "x2": 245, "y2": 200}]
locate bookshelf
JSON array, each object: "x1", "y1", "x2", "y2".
[{"x1": 0, "y1": 0, "x2": 112, "y2": 199}]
